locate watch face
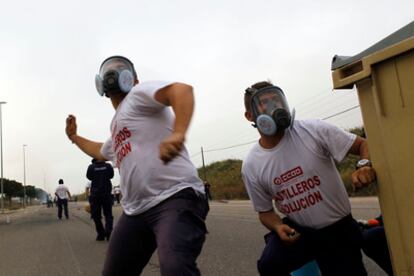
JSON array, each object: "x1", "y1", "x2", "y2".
[{"x1": 357, "y1": 159, "x2": 371, "y2": 168}]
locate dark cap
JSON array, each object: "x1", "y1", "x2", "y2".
[{"x1": 58, "y1": 179, "x2": 64, "y2": 184}]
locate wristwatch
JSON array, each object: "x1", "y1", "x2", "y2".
[{"x1": 356, "y1": 159, "x2": 372, "y2": 169}]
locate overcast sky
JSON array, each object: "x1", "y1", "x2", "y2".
[{"x1": 0, "y1": 0, "x2": 413, "y2": 194}]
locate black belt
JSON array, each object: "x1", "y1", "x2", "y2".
[{"x1": 168, "y1": 187, "x2": 207, "y2": 201}]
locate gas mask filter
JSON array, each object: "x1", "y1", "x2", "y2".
[
  {"x1": 95, "y1": 56, "x2": 136, "y2": 97},
  {"x1": 248, "y1": 86, "x2": 294, "y2": 136}
]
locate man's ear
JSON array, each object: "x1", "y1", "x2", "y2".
[{"x1": 245, "y1": 111, "x2": 254, "y2": 122}]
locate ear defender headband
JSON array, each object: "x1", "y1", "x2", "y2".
[{"x1": 95, "y1": 56, "x2": 137, "y2": 97}]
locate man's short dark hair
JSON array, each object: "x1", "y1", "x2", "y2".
[
  {"x1": 58, "y1": 179, "x2": 64, "y2": 184},
  {"x1": 244, "y1": 81, "x2": 274, "y2": 111}
]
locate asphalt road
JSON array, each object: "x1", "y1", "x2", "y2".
[{"x1": 0, "y1": 198, "x2": 387, "y2": 276}]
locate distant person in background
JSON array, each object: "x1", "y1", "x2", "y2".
[
  {"x1": 47, "y1": 193, "x2": 53, "y2": 208},
  {"x1": 241, "y1": 81, "x2": 376, "y2": 276},
  {"x1": 86, "y1": 158, "x2": 114, "y2": 241},
  {"x1": 55, "y1": 179, "x2": 71, "y2": 219},
  {"x1": 204, "y1": 181, "x2": 212, "y2": 201},
  {"x1": 113, "y1": 185, "x2": 121, "y2": 204},
  {"x1": 85, "y1": 181, "x2": 91, "y2": 209}
]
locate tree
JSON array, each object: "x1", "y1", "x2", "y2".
[
  {"x1": 2, "y1": 178, "x2": 24, "y2": 204},
  {"x1": 25, "y1": 185, "x2": 36, "y2": 198}
]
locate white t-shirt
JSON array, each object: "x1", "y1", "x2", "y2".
[
  {"x1": 242, "y1": 120, "x2": 356, "y2": 229},
  {"x1": 55, "y1": 185, "x2": 70, "y2": 200},
  {"x1": 114, "y1": 186, "x2": 121, "y2": 195},
  {"x1": 101, "y1": 80, "x2": 204, "y2": 215}
]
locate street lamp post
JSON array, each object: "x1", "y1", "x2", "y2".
[
  {"x1": 23, "y1": 144, "x2": 27, "y2": 208},
  {"x1": 0, "y1": 101, "x2": 6, "y2": 214}
]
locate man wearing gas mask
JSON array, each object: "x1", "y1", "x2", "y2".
[
  {"x1": 241, "y1": 81, "x2": 376, "y2": 276},
  {"x1": 65, "y1": 56, "x2": 208, "y2": 276}
]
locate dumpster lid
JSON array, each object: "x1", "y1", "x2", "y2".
[{"x1": 331, "y1": 21, "x2": 414, "y2": 70}]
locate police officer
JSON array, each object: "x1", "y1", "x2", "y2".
[{"x1": 86, "y1": 158, "x2": 114, "y2": 241}]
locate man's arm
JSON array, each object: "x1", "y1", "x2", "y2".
[
  {"x1": 258, "y1": 210, "x2": 299, "y2": 244},
  {"x1": 347, "y1": 136, "x2": 376, "y2": 190},
  {"x1": 107, "y1": 163, "x2": 114, "y2": 179},
  {"x1": 154, "y1": 83, "x2": 194, "y2": 164},
  {"x1": 86, "y1": 165, "x2": 94, "y2": 180},
  {"x1": 65, "y1": 115, "x2": 107, "y2": 160},
  {"x1": 347, "y1": 136, "x2": 369, "y2": 158}
]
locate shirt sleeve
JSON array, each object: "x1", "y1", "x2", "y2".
[
  {"x1": 128, "y1": 81, "x2": 176, "y2": 115},
  {"x1": 242, "y1": 165, "x2": 274, "y2": 212},
  {"x1": 101, "y1": 137, "x2": 115, "y2": 162},
  {"x1": 309, "y1": 120, "x2": 356, "y2": 163}
]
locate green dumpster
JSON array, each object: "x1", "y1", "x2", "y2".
[{"x1": 332, "y1": 21, "x2": 414, "y2": 276}]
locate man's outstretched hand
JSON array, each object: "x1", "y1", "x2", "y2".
[{"x1": 66, "y1": 114, "x2": 77, "y2": 141}]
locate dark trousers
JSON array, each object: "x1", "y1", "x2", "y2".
[
  {"x1": 89, "y1": 195, "x2": 113, "y2": 237},
  {"x1": 102, "y1": 188, "x2": 209, "y2": 276},
  {"x1": 258, "y1": 214, "x2": 367, "y2": 276},
  {"x1": 57, "y1": 198, "x2": 69, "y2": 219},
  {"x1": 362, "y1": 226, "x2": 393, "y2": 275},
  {"x1": 205, "y1": 190, "x2": 212, "y2": 201}
]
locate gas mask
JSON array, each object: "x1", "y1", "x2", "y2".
[
  {"x1": 95, "y1": 56, "x2": 136, "y2": 97},
  {"x1": 247, "y1": 86, "x2": 294, "y2": 136}
]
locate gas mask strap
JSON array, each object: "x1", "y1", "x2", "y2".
[{"x1": 290, "y1": 108, "x2": 296, "y2": 129}]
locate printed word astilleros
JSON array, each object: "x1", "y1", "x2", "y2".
[
  {"x1": 273, "y1": 176, "x2": 321, "y2": 201},
  {"x1": 113, "y1": 127, "x2": 132, "y2": 167},
  {"x1": 273, "y1": 175, "x2": 323, "y2": 215},
  {"x1": 113, "y1": 127, "x2": 131, "y2": 152}
]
